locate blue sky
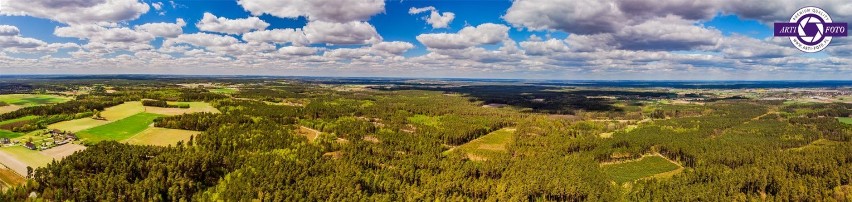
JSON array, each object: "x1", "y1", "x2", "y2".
[{"x1": 0, "y1": 0, "x2": 850, "y2": 79}]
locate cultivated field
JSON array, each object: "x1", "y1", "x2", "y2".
[
  {"x1": 77, "y1": 113, "x2": 163, "y2": 143},
  {"x1": 0, "y1": 168, "x2": 24, "y2": 190},
  {"x1": 100, "y1": 101, "x2": 145, "y2": 121},
  {"x1": 209, "y1": 88, "x2": 238, "y2": 94},
  {"x1": 0, "y1": 105, "x2": 22, "y2": 115},
  {"x1": 601, "y1": 155, "x2": 681, "y2": 184},
  {"x1": 177, "y1": 83, "x2": 217, "y2": 88},
  {"x1": 448, "y1": 128, "x2": 514, "y2": 161},
  {"x1": 0, "y1": 146, "x2": 53, "y2": 176},
  {"x1": 122, "y1": 127, "x2": 198, "y2": 146},
  {"x1": 48, "y1": 118, "x2": 109, "y2": 133},
  {"x1": 0, "y1": 94, "x2": 71, "y2": 106},
  {"x1": 144, "y1": 101, "x2": 220, "y2": 116},
  {"x1": 48, "y1": 101, "x2": 144, "y2": 132},
  {"x1": 40, "y1": 143, "x2": 87, "y2": 159}
]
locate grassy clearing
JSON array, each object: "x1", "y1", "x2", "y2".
[
  {"x1": 599, "y1": 123, "x2": 641, "y2": 138},
  {"x1": 407, "y1": 115, "x2": 440, "y2": 127},
  {"x1": 789, "y1": 139, "x2": 841, "y2": 151},
  {"x1": 601, "y1": 155, "x2": 681, "y2": 184},
  {"x1": 209, "y1": 88, "x2": 237, "y2": 94},
  {"x1": 838, "y1": 117, "x2": 852, "y2": 125},
  {"x1": 448, "y1": 128, "x2": 514, "y2": 161},
  {"x1": 0, "y1": 94, "x2": 71, "y2": 106},
  {"x1": 122, "y1": 127, "x2": 198, "y2": 146},
  {"x1": 77, "y1": 113, "x2": 163, "y2": 143},
  {"x1": 144, "y1": 101, "x2": 220, "y2": 116},
  {"x1": 651, "y1": 166, "x2": 685, "y2": 180}
]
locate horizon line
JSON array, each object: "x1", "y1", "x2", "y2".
[{"x1": 2, "y1": 74, "x2": 852, "y2": 82}]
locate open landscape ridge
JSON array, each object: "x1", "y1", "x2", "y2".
[
  {"x1": 2, "y1": 0, "x2": 852, "y2": 199},
  {"x1": 0, "y1": 76, "x2": 847, "y2": 200}
]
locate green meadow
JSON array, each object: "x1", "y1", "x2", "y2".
[
  {"x1": 838, "y1": 117, "x2": 852, "y2": 125},
  {"x1": 0, "y1": 130, "x2": 22, "y2": 139},
  {"x1": 77, "y1": 113, "x2": 164, "y2": 143}
]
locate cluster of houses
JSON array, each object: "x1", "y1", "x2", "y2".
[
  {"x1": 1, "y1": 129, "x2": 78, "y2": 150},
  {"x1": 49, "y1": 129, "x2": 78, "y2": 147},
  {"x1": 0, "y1": 137, "x2": 15, "y2": 146}
]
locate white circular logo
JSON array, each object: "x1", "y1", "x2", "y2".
[{"x1": 788, "y1": 7, "x2": 833, "y2": 53}]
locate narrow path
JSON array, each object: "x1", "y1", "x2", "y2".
[
  {"x1": 749, "y1": 111, "x2": 777, "y2": 121},
  {"x1": 298, "y1": 126, "x2": 321, "y2": 142}
]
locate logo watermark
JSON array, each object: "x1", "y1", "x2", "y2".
[{"x1": 774, "y1": 7, "x2": 847, "y2": 53}]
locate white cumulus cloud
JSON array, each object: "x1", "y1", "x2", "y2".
[
  {"x1": 279, "y1": 46, "x2": 319, "y2": 56},
  {"x1": 371, "y1": 41, "x2": 415, "y2": 55},
  {"x1": 520, "y1": 36, "x2": 569, "y2": 55},
  {"x1": 0, "y1": 0, "x2": 150, "y2": 24},
  {"x1": 416, "y1": 23, "x2": 509, "y2": 49},
  {"x1": 55, "y1": 24, "x2": 155, "y2": 43},
  {"x1": 409, "y1": 6, "x2": 455, "y2": 28},
  {"x1": 237, "y1": 0, "x2": 384, "y2": 23},
  {"x1": 152, "y1": 2, "x2": 164, "y2": 10},
  {"x1": 135, "y1": 19, "x2": 186, "y2": 38},
  {"x1": 196, "y1": 12, "x2": 270, "y2": 35},
  {"x1": 243, "y1": 29, "x2": 309, "y2": 46},
  {"x1": 304, "y1": 21, "x2": 382, "y2": 45},
  {"x1": 0, "y1": 25, "x2": 21, "y2": 36}
]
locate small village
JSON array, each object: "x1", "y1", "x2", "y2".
[{"x1": 1, "y1": 129, "x2": 78, "y2": 151}]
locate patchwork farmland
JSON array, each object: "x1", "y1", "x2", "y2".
[
  {"x1": 0, "y1": 99, "x2": 214, "y2": 181},
  {"x1": 0, "y1": 77, "x2": 850, "y2": 201}
]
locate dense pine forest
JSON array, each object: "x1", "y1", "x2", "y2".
[{"x1": 0, "y1": 77, "x2": 850, "y2": 201}]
